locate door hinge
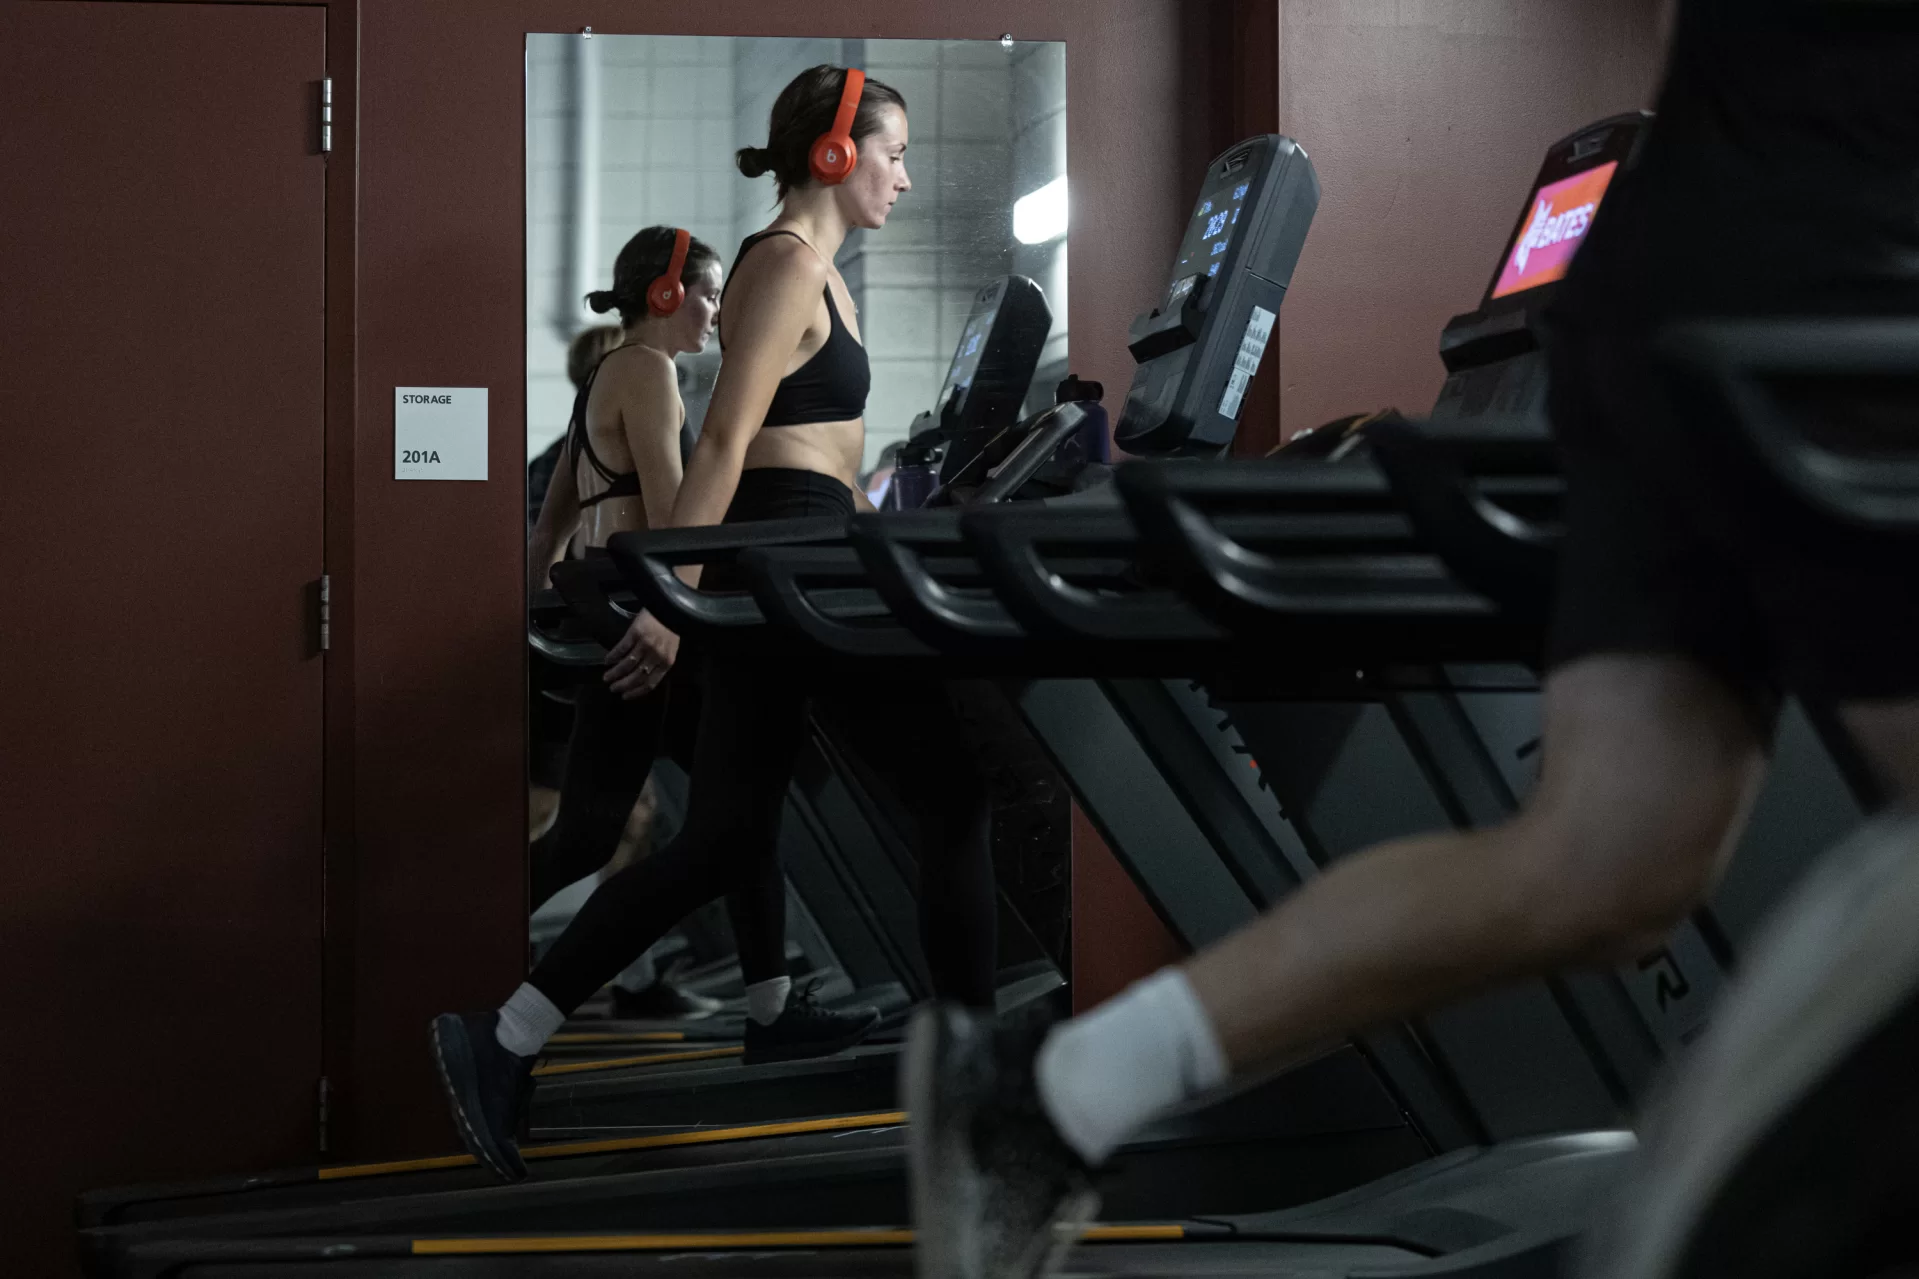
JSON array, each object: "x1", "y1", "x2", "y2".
[
  {"x1": 318, "y1": 574, "x2": 332, "y2": 652},
  {"x1": 317, "y1": 1075, "x2": 332, "y2": 1154},
  {"x1": 319, "y1": 78, "x2": 333, "y2": 154}
]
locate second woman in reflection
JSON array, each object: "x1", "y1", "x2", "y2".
[
  {"x1": 520, "y1": 227, "x2": 763, "y2": 1021},
  {"x1": 434, "y1": 66, "x2": 1003, "y2": 1183}
]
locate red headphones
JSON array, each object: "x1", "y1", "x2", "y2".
[
  {"x1": 809, "y1": 68, "x2": 866, "y2": 185},
  {"x1": 646, "y1": 228, "x2": 692, "y2": 317}
]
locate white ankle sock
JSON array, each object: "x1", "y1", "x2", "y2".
[
  {"x1": 745, "y1": 976, "x2": 793, "y2": 1026},
  {"x1": 495, "y1": 983, "x2": 566, "y2": 1058},
  {"x1": 1034, "y1": 967, "x2": 1229, "y2": 1166}
]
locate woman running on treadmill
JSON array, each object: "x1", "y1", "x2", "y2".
[{"x1": 432, "y1": 66, "x2": 1001, "y2": 1184}]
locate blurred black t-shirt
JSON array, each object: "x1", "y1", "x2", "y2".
[{"x1": 1560, "y1": 0, "x2": 1919, "y2": 325}]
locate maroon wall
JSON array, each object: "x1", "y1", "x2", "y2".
[
  {"x1": 1271, "y1": 0, "x2": 1668, "y2": 436},
  {"x1": 1071, "y1": 808, "x2": 1185, "y2": 1013}
]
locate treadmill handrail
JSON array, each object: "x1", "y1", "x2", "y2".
[
  {"x1": 609, "y1": 515, "x2": 850, "y2": 566},
  {"x1": 878, "y1": 539, "x2": 1025, "y2": 638},
  {"x1": 616, "y1": 547, "x2": 767, "y2": 633},
  {"x1": 526, "y1": 625, "x2": 606, "y2": 668},
  {"x1": 606, "y1": 516, "x2": 850, "y2": 635},
  {"x1": 1659, "y1": 318, "x2": 1919, "y2": 534},
  {"x1": 549, "y1": 555, "x2": 641, "y2": 650},
  {"x1": 738, "y1": 545, "x2": 940, "y2": 659},
  {"x1": 1360, "y1": 414, "x2": 1560, "y2": 617},
  {"x1": 1135, "y1": 480, "x2": 1500, "y2": 618},
  {"x1": 846, "y1": 515, "x2": 1026, "y2": 641},
  {"x1": 962, "y1": 504, "x2": 1231, "y2": 642}
]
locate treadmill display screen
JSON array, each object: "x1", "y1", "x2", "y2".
[
  {"x1": 937, "y1": 305, "x2": 997, "y2": 410},
  {"x1": 1172, "y1": 177, "x2": 1253, "y2": 286},
  {"x1": 1490, "y1": 161, "x2": 1618, "y2": 300}
]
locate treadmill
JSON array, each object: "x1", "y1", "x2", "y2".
[
  {"x1": 884, "y1": 273, "x2": 1061, "y2": 510},
  {"x1": 599, "y1": 119, "x2": 1860, "y2": 1269},
  {"x1": 79, "y1": 135, "x2": 1441, "y2": 1279},
  {"x1": 77, "y1": 279, "x2": 1086, "y2": 1274},
  {"x1": 852, "y1": 115, "x2": 1860, "y2": 1144},
  {"x1": 86, "y1": 123, "x2": 1862, "y2": 1278},
  {"x1": 505, "y1": 137, "x2": 1325, "y2": 1146},
  {"x1": 525, "y1": 273, "x2": 1069, "y2": 1045},
  {"x1": 523, "y1": 272, "x2": 1076, "y2": 1135},
  {"x1": 964, "y1": 114, "x2": 1863, "y2": 1134},
  {"x1": 87, "y1": 129, "x2": 1607, "y2": 1278}
]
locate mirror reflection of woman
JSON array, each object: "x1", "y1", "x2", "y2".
[
  {"x1": 432, "y1": 67, "x2": 1003, "y2": 1184},
  {"x1": 520, "y1": 228, "x2": 764, "y2": 1024}
]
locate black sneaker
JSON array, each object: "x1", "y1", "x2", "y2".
[
  {"x1": 609, "y1": 975, "x2": 725, "y2": 1021},
  {"x1": 429, "y1": 1011, "x2": 535, "y2": 1183},
  {"x1": 902, "y1": 1001, "x2": 1099, "y2": 1279},
  {"x1": 742, "y1": 980, "x2": 881, "y2": 1065}
]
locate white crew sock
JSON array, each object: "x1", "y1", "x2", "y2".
[
  {"x1": 1034, "y1": 967, "x2": 1230, "y2": 1166},
  {"x1": 745, "y1": 976, "x2": 793, "y2": 1026},
  {"x1": 495, "y1": 982, "x2": 566, "y2": 1058}
]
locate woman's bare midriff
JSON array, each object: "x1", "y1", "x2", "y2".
[{"x1": 742, "y1": 416, "x2": 865, "y2": 494}]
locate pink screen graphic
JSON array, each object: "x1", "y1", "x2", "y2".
[{"x1": 1490, "y1": 161, "x2": 1618, "y2": 300}]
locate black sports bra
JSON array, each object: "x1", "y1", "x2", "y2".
[
  {"x1": 567, "y1": 347, "x2": 684, "y2": 509},
  {"x1": 722, "y1": 230, "x2": 871, "y2": 427}
]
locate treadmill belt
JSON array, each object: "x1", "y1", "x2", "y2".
[{"x1": 119, "y1": 1225, "x2": 1432, "y2": 1277}]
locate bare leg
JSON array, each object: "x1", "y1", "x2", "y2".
[
  {"x1": 1186, "y1": 654, "x2": 1769, "y2": 1071},
  {"x1": 1840, "y1": 698, "x2": 1919, "y2": 806},
  {"x1": 906, "y1": 655, "x2": 1775, "y2": 1273}
]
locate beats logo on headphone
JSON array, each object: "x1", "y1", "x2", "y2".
[
  {"x1": 647, "y1": 228, "x2": 692, "y2": 317},
  {"x1": 809, "y1": 68, "x2": 866, "y2": 185}
]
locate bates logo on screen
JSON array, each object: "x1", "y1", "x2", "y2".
[{"x1": 1492, "y1": 161, "x2": 1618, "y2": 299}]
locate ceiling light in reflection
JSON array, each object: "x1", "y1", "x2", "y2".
[{"x1": 1013, "y1": 176, "x2": 1069, "y2": 245}]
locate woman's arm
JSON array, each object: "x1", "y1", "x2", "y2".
[
  {"x1": 528, "y1": 445, "x2": 581, "y2": 597},
  {"x1": 670, "y1": 238, "x2": 826, "y2": 535},
  {"x1": 601, "y1": 348, "x2": 691, "y2": 699},
  {"x1": 614, "y1": 347, "x2": 688, "y2": 532}
]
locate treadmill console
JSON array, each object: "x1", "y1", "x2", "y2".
[
  {"x1": 1431, "y1": 112, "x2": 1651, "y2": 424},
  {"x1": 1113, "y1": 134, "x2": 1320, "y2": 456},
  {"x1": 927, "y1": 274, "x2": 1052, "y2": 440},
  {"x1": 928, "y1": 276, "x2": 1053, "y2": 491},
  {"x1": 882, "y1": 275, "x2": 1052, "y2": 508}
]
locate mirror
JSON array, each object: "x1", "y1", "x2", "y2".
[{"x1": 523, "y1": 36, "x2": 1070, "y2": 1030}]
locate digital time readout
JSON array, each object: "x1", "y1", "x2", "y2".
[{"x1": 1174, "y1": 181, "x2": 1251, "y2": 283}]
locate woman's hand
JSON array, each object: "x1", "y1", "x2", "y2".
[{"x1": 604, "y1": 610, "x2": 680, "y2": 699}]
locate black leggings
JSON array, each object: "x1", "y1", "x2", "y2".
[
  {"x1": 531, "y1": 676, "x2": 670, "y2": 912},
  {"x1": 531, "y1": 607, "x2": 782, "y2": 979},
  {"x1": 530, "y1": 468, "x2": 1000, "y2": 1014}
]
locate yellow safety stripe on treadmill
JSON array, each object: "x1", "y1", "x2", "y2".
[
  {"x1": 548, "y1": 1031, "x2": 687, "y2": 1045},
  {"x1": 532, "y1": 1044, "x2": 744, "y2": 1077},
  {"x1": 528, "y1": 1109, "x2": 907, "y2": 1160},
  {"x1": 317, "y1": 1109, "x2": 906, "y2": 1180},
  {"x1": 410, "y1": 1225, "x2": 1186, "y2": 1255}
]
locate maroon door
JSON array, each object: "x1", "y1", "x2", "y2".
[{"x1": 0, "y1": 1, "x2": 327, "y2": 1268}]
